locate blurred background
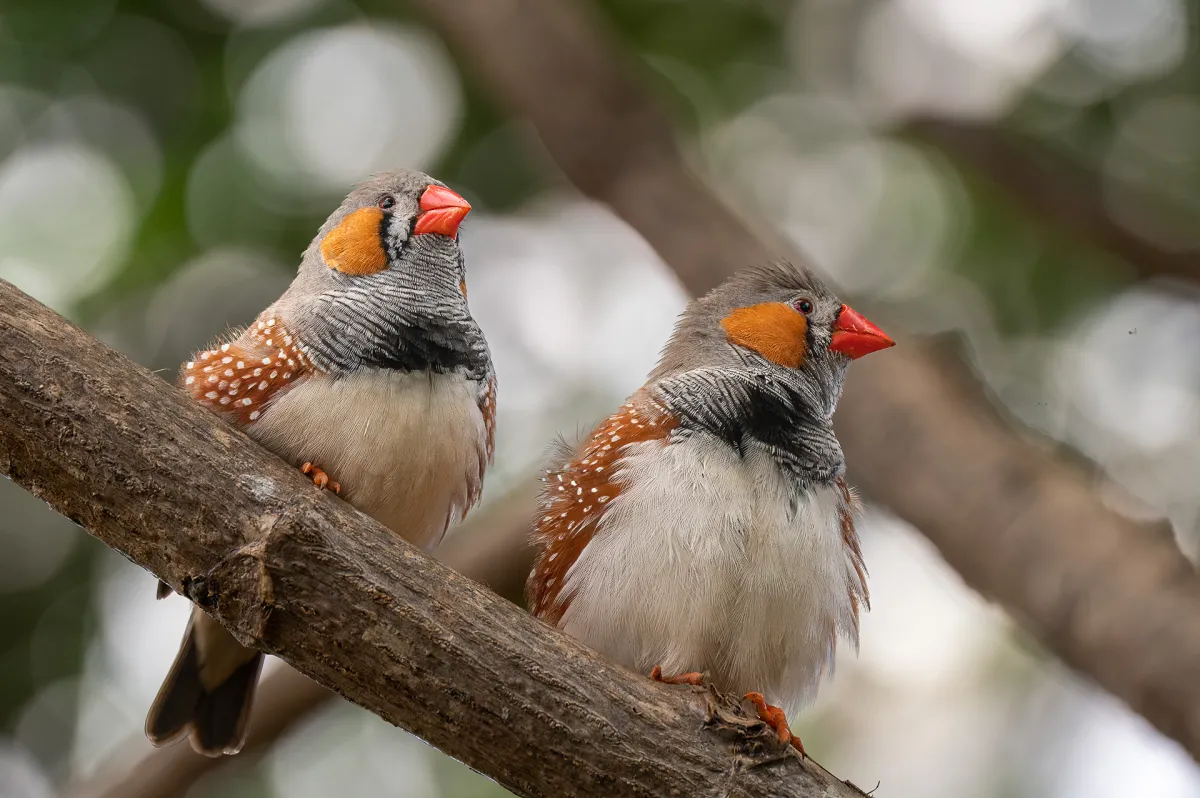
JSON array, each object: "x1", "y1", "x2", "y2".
[{"x1": 2, "y1": 0, "x2": 1200, "y2": 796}]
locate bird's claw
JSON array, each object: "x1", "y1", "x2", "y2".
[
  {"x1": 745, "y1": 692, "x2": 805, "y2": 755},
  {"x1": 650, "y1": 666, "x2": 705, "y2": 686},
  {"x1": 301, "y1": 462, "x2": 340, "y2": 494}
]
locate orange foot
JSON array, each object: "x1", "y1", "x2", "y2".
[
  {"x1": 301, "y1": 462, "x2": 340, "y2": 494},
  {"x1": 745, "y1": 692, "x2": 805, "y2": 755},
  {"x1": 650, "y1": 666, "x2": 705, "y2": 686}
]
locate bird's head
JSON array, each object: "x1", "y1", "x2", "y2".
[
  {"x1": 303, "y1": 167, "x2": 470, "y2": 285},
  {"x1": 280, "y1": 168, "x2": 488, "y2": 377},
  {"x1": 652, "y1": 262, "x2": 893, "y2": 416}
]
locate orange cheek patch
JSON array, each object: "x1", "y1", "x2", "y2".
[
  {"x1": 720, "y1": 302, "x2": 809, "y2": 368},
  {"x1": 320, "y1": 207, "x2": 388, "y2": 275}
]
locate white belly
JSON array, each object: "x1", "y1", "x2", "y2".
[
  {"x1": 559, "y1": 435, "x2": 862, "y2": 712},
  {"x1": 249, "y1": 369, "x2": 485, "y2": 551}
]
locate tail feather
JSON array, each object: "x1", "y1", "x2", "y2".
[
  {"x1": 191, "y1": 652, "x2": 264, "y2": 756},
  {"x1": 144, "y1": 618, "x2": 204, "y2": 747},
  {"x1": 146, "y1": 610, "x2": 264, "y2": 757}
]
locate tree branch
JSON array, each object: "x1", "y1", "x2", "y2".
[
  {"x1": 0, "y1": 278, "x2": 867, "y2": 798},
  {"x1": 412, "y1": 0, "x2": 1200, "y2": 761},
  {"x1": 65, "y1": 481, "x2": 538, "y2": 798}
]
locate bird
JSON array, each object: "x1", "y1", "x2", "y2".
[
  {"x1": 145, "y1": 168, "x2": 496, "y2": 757},
  {"x1": 526, "y1": 261, "x2": 892, "y2": 754}
]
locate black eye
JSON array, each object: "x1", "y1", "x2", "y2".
[
  {"x1": 794, "y1": 298, "x2": 814, "y2": 314},
  {"x1": 378, "y1": 194, "x2": 396, "y2": 211}
]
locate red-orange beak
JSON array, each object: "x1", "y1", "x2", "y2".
[
  {"x1": 414, "y1": 185, "x2": 471, "y2": 237},
  {"x1": 829, "y1": 304, "x2": 894, "y2": 359}
]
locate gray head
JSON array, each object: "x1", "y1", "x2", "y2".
[
  {"x1": 275, "y1": 168, "x2": 490, "y2": 380},
  {"x1": 650, "y1": 262, "x2": 893, "y2": 418},
  {"x1": 301, "y1": 168, "x2": 470, "y2": 276}
]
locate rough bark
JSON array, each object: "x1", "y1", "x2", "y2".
[
  {"x1": 0, "y1": 278, "x2": 868, "y2": 798},
  {"x1": 66, "y1": 483, "x2": 537, "y2": 798},
  {"x1": 411, "y1": 0, "x2": 1200, "y2": 761}
]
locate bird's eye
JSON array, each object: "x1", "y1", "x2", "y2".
[
  {"x1": 793, "y1": 298, "x2": 814, "y2": 315},
  {"x1": 378, "y1": 194, "x2": 396, "y2": 211}
]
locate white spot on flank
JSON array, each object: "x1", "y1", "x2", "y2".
[
  {"x1": 224, "y1": 369, "x2": 233, "y2": 377},
  {"x1": 547, "y1": 552, "x2": 558, "y2": 562},
  {"x1": 221, "y1": 343, "x2": 230, "y2": 352},
  {"x1": 236, "y1": 361, "x2": 244, "y2": 369},
  {"x1": 560, "y1": 437, "x2": 862, "y2": 706},
  {"x1": 222, "y1": 356, "x2": 232, "y2": 364},
  {"x1": 253, "y1": 368, "x2": 262, "y2": 377},
  {"x1": 207, "y1": 375, "x2": 217, "y2": 384},
  {"x1": 267, "y1": 318, "x2": 276, "y2": 326},
  {"x1": 258, "y1": 381, "x2": 268, "y2": 390},
  {"x1": 219, "y1": 397, "x2": 230, "y2": 405},
  {"x1": 262, "y1": 357, "x2": 272, "y2": 365},
  {"x1": 185, "y1": 376, "x2": 194, "y2": 385},
  {"x1": 249, "y1": 410, "x2": 261, "y2": 420},
  {"x1": 205, "y1": 391, "x2": 218, "y2": 399},
  {"x1": 242, "y1": 398, "x2": 252, "y2": 406},
  {"x1": 186, "y1": 361, "x2": 194, "y2": 368}
]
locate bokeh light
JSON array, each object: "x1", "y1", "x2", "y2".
[
  {"x1": 2, "y1": 1, "x2": 1200, "y2": 797},
  {"x1": 0, "y1": 143, "x2": 135, "y2": 312},
  {"x1": 235, "y1": 23, "x2": 462, "y2": 196},
  {"x1": 202, "y1": 0, "x2": 329, "y2": 29}
]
